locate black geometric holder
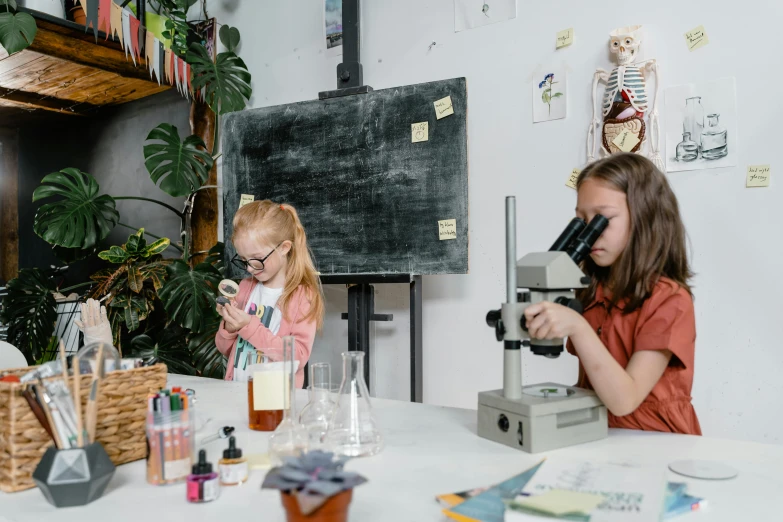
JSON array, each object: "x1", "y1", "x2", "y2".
[{"x1": 32, "y1": 443, "x2": 116, "y2": 508}]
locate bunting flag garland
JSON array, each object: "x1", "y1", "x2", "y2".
[
  {"x1": 158, "y1": 39, "x2": 165, "y2": 86},
  {"x1": 129, "y1": 15, "x2": 141, "y2": 65},
  {"x1": 152, "y1": 37, "x2": 162, "y2": 85},
  {"x1": 85, "y1": 0, "x2": 99, "y2": 41},
  {"x1": 109, "y1": 2, "x2": 123, "y2": 49},
  {"x1": 98, "y1": 0, "x2": 111, "y2": 37},
  {"x1": 145, "y1": 30, "x2": 156, "y2": 78},
  {"x1": 122, "y1": 11, "x2": 136, "y2": 65}
]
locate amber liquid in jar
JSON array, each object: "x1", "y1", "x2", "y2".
[{"x1": 247, "y1": 378, "x2": 283, "y2": 431}]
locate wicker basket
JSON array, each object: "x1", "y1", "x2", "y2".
[{"x1": 0, "y1": 363, "x2": 168, "y2": 493}]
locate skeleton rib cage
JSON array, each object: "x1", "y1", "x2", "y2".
[{"x1": 602, "y1": 65, "x2": 649, "y2": 116}]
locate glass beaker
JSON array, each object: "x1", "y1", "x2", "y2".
[
  {"x1": 325, "y1": 351, "x2": 383, "y2": 458},
  {"x1": 684, "y1": 96, "x2": 705, "y2": 152},
  {"x1": 700, "y1": 113, "x2": 728, "y2": 160},
  {"x1": 268, "y1": 337, "x2": 308, "y2": 464},
  {"x1": 246, "y1": 353, "x2": 286, "y2": 432},
  {"x1": 299, "y1": 363, "x2": 335, "y2": 449}
]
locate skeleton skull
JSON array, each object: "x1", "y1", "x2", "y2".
[{"x1": 609, "y1": 25, "x2": 642, "y2": 65}]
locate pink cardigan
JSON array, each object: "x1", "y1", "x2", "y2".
[{"x1": 215, "y1": 278, "x2": 316, "y2": 387}]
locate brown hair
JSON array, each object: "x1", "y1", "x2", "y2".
[
  {"x1": 576, "y1": 153, "x2": 693, "y2": 312},
  {"x1": 232, "y1": 200, "x2": 325, "y2": 330}
]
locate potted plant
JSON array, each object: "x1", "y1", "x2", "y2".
[{"x1": 262, "y1": 451, "x2": 367, "y2": 522}]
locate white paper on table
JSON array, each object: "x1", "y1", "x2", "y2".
[
  {"x1": 521, "y1": 458, "x2": 668, "y2": 522},
  {"x1": 454, "y1": 0, "x2": 516, "y2": 32}
]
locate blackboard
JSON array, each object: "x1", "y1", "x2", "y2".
[{"x1": 222, "y1": 77, "x2": 469, "y2": 276}]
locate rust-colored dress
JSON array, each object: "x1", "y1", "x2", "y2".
[{"x1": 567, "y1": 277, "x2": 702, "y2": 435}]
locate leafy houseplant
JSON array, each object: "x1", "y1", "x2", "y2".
[
  {"x1": 0, "y1": 0, "x2": 37, "y2": 55},
  {"x1": 0, "y1": 1, "x2": 251, "y2": 376},
  {"x1": 262, "y1": 451, "x2": 367, "y2": 521}
]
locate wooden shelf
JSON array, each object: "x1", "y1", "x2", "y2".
[{"x1": 0, "y1": 8, "x2": 170, "y2": 120}]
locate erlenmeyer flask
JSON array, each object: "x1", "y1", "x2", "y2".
[
  {"x1": 299, "y1": 363, "x2": 335, "y2": 449},
  {"x1": 325, "y1": 351, "x2": 383, "y2": 457},
  {"x1": 268, "y1": 337, "x2": 308, "y2": 464}
]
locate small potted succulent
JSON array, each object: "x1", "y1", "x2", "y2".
[{"x1": 262, "y1": 450, "x2": 367, "y2": 522}]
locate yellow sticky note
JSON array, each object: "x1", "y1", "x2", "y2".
[
  {"x1": 239, "y1": 194, "x2": 254, "y2": 207},
  {"x1": 247, "y1": 453, "x2": 272, "y2": 470},
  {"x1": 746, "y1": 164, "x2": 771, "y2": 187},
  {"x1": 252, "y1": 371, "x2": 286, "y2": 411},
  {"x1": 556, "y1": 28, "x2": 574, "y2": 49},
  {"x1": 438, "y1": 219, "x2": 457, "y2": 240},
  {"x1": 434, "y1": 96, "x2": 455, "y2": 119},
  {"x1": 412, "y1": 122, "x2": 429, "y2": 143},
  {"x1": 685, "y1": 25, "x2": 709, "y2": 51},
  {"x1": 513, "y1": 489, "x2": 605, "y2": 517},
  {"x1": 566, "y1": 168, "x2": 580, "y2": 189},
  {"x1": 612, "y1": 129, "x2": 640, "y2": 152}
]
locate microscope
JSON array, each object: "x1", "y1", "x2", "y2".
[{"x1": 478, "y1": 196, "x2": 610, "y2": 453}]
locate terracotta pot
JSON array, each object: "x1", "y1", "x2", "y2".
[
  {"x1": 69, "y1": 6, "x2": 86, "y2": 26},
  {"x1": 280, "y1": 490, "x2": 353, "y2": 522}
]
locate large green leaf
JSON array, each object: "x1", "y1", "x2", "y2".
[
  {"x1": 0, "y1": 11, "x2": 36, "y2": 55},
  {"x1": 110, "y1": 293, "x2": 151, "y2": 333},
  {"x1": 159, "y1": 260, "x2": 220, "y2": 333},
  {"x1": 130, "y1": 329, "x2": 196, "y2": 375},
  {"x1": 144, "y1": 124, "x2": 214, "y2": 198},
  {"x1": 187, "y1": 43, "x2": 252, "y2": 115},
  {"x1": 0, "y1": 268, "x2": 56, "y2": 363},
  {"x1": 98, "y1": 245, "x2": 131, "y2": 264},
  {"x1": 203, "y1": 241, "x2": 226, "y2": 276},
  {"x1": 89, "y1": 265, "x2": 128, "y2": 299},
  {"x1": 32, "y1": 168, "x2": 119, "y2": 249},
  {"x1": 189, "y1": 316, "x2": 224, "y2": 378},
  {"x1": 138, "y1": 260, "x2": 170, "y2": 291},
  {"x1": 218, "y1": 25, "x2": 240, "y2": 53}
]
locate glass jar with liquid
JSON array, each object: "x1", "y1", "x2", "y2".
[
  {"x1": 700, "y1": 113, "x2": 728, "y2": 160},
  {"x1": 247, "y1": 356, "x2": 285, "y2": 432}
]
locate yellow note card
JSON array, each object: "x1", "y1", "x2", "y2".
[
  {"x1": 566, "y1": 168, "x2": 580, "y2": 189},
  {"x1": 251, "y1": 371, "x2": 286, "y2": 411},
  {"x1": 685, "y1": 25, "x2": 709, "y2": 51},
  {"x1": 412, "y1": 122, "x2": 429, "y2": 143},
  {"x1": 438, "y1": 219, "x2": 457, "y2": 240},
  {"x1": 434, "y1": 96, "x2": 455, "y2": 119},
  {"x1": 556, "y1": 28, "x2": 574, "y2": 49},
  {"x1": 239, "y1": 194, "x2": 255, "y2": 207},
  {"x1": 612, "y1": 129, "x2": 640, "y2": 152},
  {"x1": 513, "y1": 489, "x2": 605, "y2": 517},
  {"x1": 746, "y1": 164, "x2": 771, "y2": 187}
]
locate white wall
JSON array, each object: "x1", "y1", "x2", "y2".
[{"x1": 208, "y1": 0, "x2": 783, "y2": 444}]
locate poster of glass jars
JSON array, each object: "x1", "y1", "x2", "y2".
[{"x1": 664, "y1": 77, "x2": 738, "y2": 173}]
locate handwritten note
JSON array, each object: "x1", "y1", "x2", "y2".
[
  {"x1": 746, "y1": 164, "x2": 771, "y2": 187},
  {"x1": 612, "y1": 129, "x2": 640, "y2": 152},
  {"x1": 556, "y1": 28, "x2": 574, "y2": 49},
  {"x1": 434, "y1": 96, "x2": 454, "y2": 119},
  {"x1": 412, "y1": 122, "x2": 429, "y2": 143},
  {"x1": 566, "y1": 168, "x2": 580, "y2": 190},
  {"x1": 239, "y1": 194, "x2": 255, "y2": 207},
  {"x1": 685, "y1": 25, "x2": 709, "y2": 51},
  {"x1": 438, "y1": 219, "x2": 457, "y2": 240}
]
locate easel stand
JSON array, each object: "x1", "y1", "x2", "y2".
[{"x1": 320, "y1": 275, "x2": 423, "y2": 403}]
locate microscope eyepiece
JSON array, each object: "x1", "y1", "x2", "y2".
[
  {"x1": 567, "y1": 214, "x2": 609, "y2": 265},
  {"x1": 549, "y1": 217, "x2": 586, "y2": 252}
]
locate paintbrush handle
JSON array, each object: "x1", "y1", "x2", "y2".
[
  {"x1": 85, "y1": 380, "x2": 99, "y2": 443},
  {"x1": 73, "y1": 355, "x2": 84, "y2": 447},
  {"x1": 22, "y1": 388, "x2": 56, "y2": 442}
]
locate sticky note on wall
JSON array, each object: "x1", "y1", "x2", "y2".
[
  {"x1": 566, "y1": 168, "x2": 580, "y2": 189},
  {"x1": 412, "y1": 122, "x2": 429, "y2": 143},
  {"x1": 556, "y1": 28, "x2": 574, "y2": 49},
  {"x1": 685, "y1": 25, "x2": 709, "y2": 51},
  {"x1": 746, "y1": 165, "x2": 771, "y2": 187},
  {"x1": 434, "y1": 96, "x2": 454, "y2": 119},
  {"x1": 239, "y1": 194, "x2": 255, "y2": 207},
  {"x1": 438, "y1": 219, "x2": 457, "y2": 240},
  {"x1": 612, "y1": 129, "x2": 640, "y2": 152}
]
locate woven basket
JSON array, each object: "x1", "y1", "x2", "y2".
[{"x1": 0, "y1": 363, "x2": 167, "y2": 493}]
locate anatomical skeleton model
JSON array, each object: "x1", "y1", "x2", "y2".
[{"x1": 587, "y1": 25, "x2": 664, "y2": 170}]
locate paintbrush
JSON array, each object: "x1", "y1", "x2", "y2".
[
  {"x1": 85, "y1": 344, "x2": 104, "y2": 444},
  {"x1": 35, "y1": 380, "x2": 64, "y2": 449},
  {"x1": 73, "y1": 355, "x2": 84, "y2": 447},
  {"x1": 22, "y1": 386, "x2": 56, "y2": 442},
  {"x1": 58, "y1": 339, "x2": 68, "y2": 380}
]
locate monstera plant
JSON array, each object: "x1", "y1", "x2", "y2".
[
  {"x1": 0, "y1": 0, "x2": 36, "y2": 55},
  {"x1": 0, "y1": 11, "x2": 251, "y2": 376}
]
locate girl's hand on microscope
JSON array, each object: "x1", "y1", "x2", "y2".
[{"x1": 524, "y1": 302, "x2": 589, "y2": 341}]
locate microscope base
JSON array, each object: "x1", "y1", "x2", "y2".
[{"x1": 477, "y1": 383, "x2": 608, "y2": 453}]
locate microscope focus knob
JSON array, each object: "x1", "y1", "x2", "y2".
[
  {"x1": 555, "y1": 297, "x2": 583, "y2": 314},
  {"x1": 486, "y1": 310, "x2": 505, "y2": 342}
]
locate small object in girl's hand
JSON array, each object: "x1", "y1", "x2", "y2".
[
  {"x1": 216, "y1": 296, "x2": 230, "y2": 306},
  {"x1": 218, "y1": 279, "x2": 239, "y2": 298}
]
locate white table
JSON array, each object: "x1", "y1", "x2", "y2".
[{"x1": 2, "y1": 375, "x2": 780, "y2": 521}]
